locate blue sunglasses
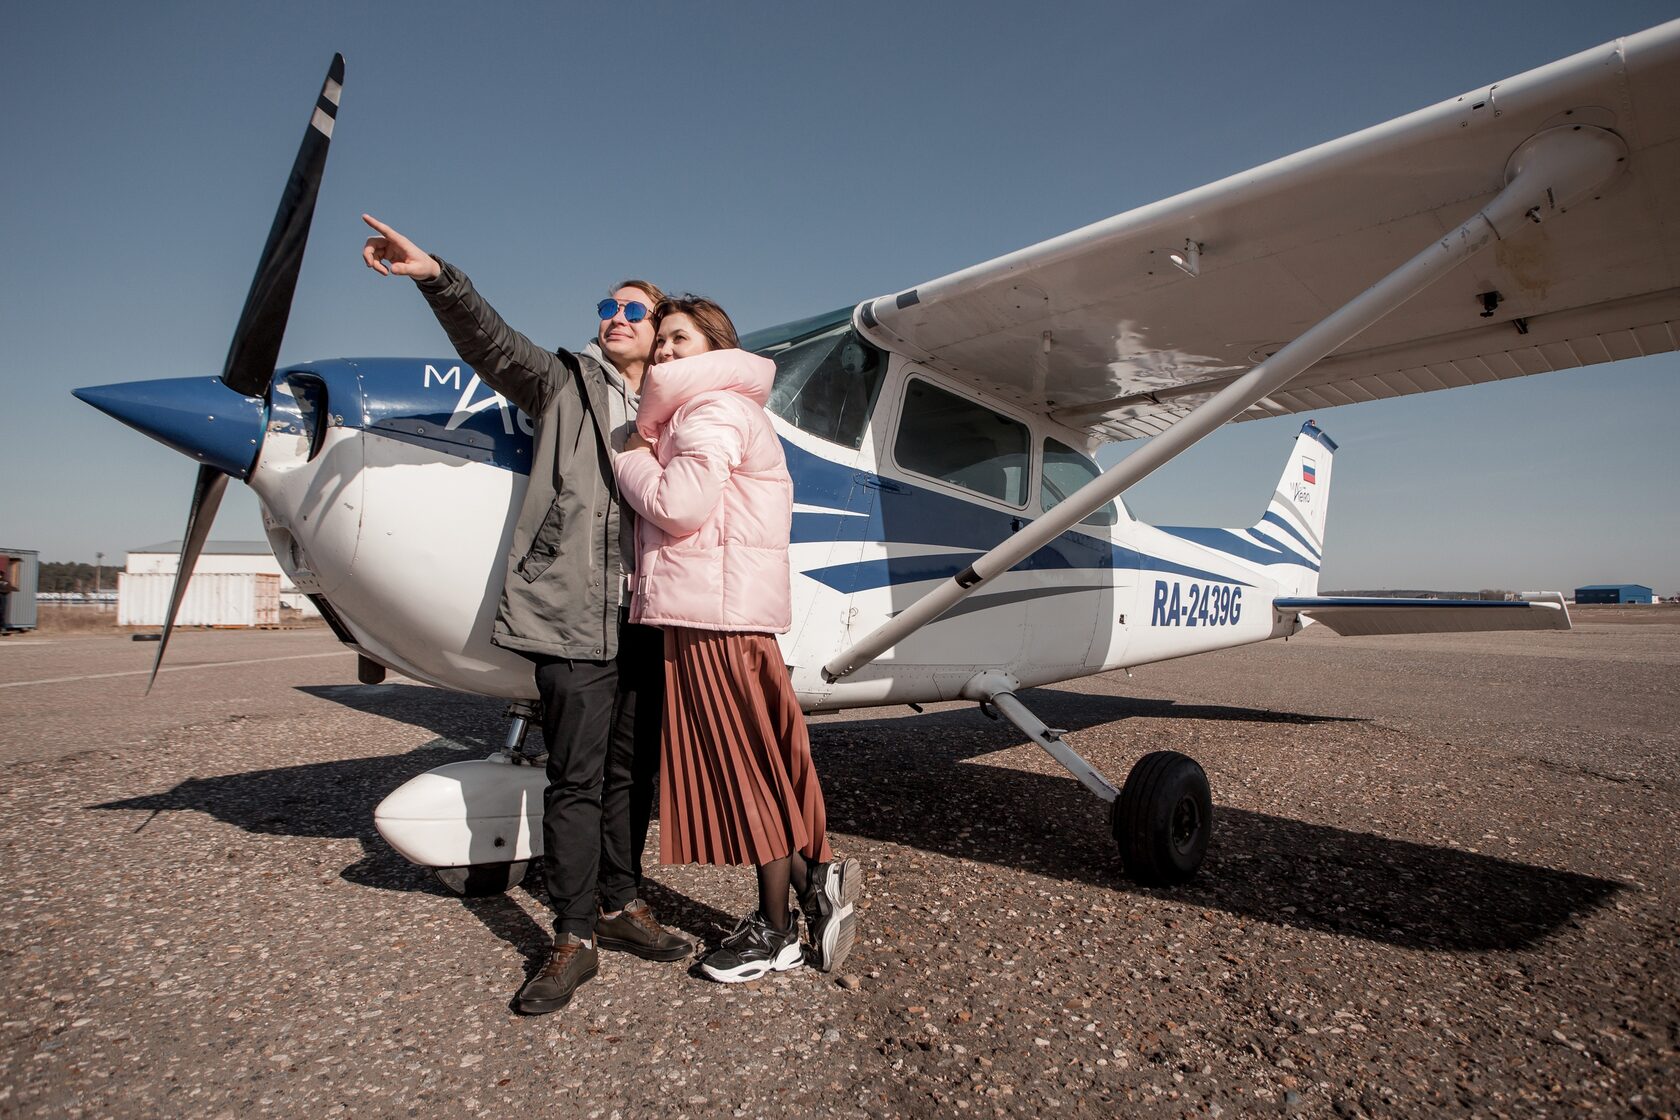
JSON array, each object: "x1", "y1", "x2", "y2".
[{"x1": 597, "y1": 298, "x2": 651, "y2": 323}]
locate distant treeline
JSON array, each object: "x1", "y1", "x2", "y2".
[{"x1": 36, "y1": 562, "x2": 118, "y2": 593}]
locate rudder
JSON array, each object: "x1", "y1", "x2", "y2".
[{"x1": 1253, "y1": 420, "x2": 1337, "y2": 596}]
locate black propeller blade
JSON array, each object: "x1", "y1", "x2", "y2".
[
  {"x1": 221, "y1": 53, "x2": 343, "y2": 397},
  {"x1": 149, "y1": 54, "x2": 343, "y2": 693},
  {"x1": 149, "y1": 466, "x2": 229, "y2": 691}
]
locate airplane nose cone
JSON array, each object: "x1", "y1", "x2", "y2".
[{"x1": 73, "y1": 376, "x2": 266, "y2": 478}]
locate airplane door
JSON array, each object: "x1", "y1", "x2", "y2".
[
  {"x1": 1028, "y1": 437, "x2": 1124, "y2": 675},
  {"x1": 862, "y1": 373, "x2": 1031, "y2": 678}
]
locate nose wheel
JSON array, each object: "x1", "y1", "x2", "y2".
[
  {"x1": 408, "y1": 700, "x2": 546, "y2": 898},
  {"x1": 434, "y1": 861, "x2": 531, "y2": 897},
  {"x1": 1112, "y1": 751, "x2": 1212, "y2": 886}
]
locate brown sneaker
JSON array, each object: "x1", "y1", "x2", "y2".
[
  {"x1": 515, "y1": 933, "x2": 598, "y2": 1015},
  {"x1": 595, "y1": 898, "x2": 693, "y2": 962}
]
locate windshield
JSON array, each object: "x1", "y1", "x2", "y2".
[{"x1": 756, "y1": 313, "x2": 886, "y2": 451}]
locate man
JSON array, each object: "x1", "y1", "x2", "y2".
[{"x1": 362, "y1": 214, "x2": 688, "y2": 1015}]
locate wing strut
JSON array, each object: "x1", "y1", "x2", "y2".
[
  {"x1": 967, "y1": 671, "x2": 1120, "y2": 803},
  {"x1": 823, "y1": 124, "x2": 1624, "y2": 683}
]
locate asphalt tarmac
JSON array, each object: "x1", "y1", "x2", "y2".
[{"x1": 0, "y1": 609, "x2": 1675, "y2": 1118}]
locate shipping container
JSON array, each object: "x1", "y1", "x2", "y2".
[
  {"x1": 0, "y1": 547, "x2": 39, "y2": 631},
  {"x1": 118, "y1": 571, "x2": 281, "y2": 627}
]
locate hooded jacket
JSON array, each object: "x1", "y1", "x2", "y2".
[
  {"x1": 613, "y1": 349, "x2": 792, "y2": 633},
  {"x1": 416, "y1": 259, "x2": 629, "y2": 661}
]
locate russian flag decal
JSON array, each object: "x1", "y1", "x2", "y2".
[{"x1": 1302, "y1": 458, "x2": 1316, "y2": 484}]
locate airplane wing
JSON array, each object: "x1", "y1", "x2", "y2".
[
  {"x1": 853, "y1": 21, "x2": 1680, "y2": 441},
  {"x1": 1273, "y1": 593, "x2": 1572, "y2": 636}
]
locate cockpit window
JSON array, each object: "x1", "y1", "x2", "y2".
[
  {"x1": 761, "y1": 323, "x2": 886, "y2": 450},
  {"x1": 895, "y1": 379, "x2": 1029, "y2": 506},
  {"x1": 1042, "y1": 437, "x2": 1119, "y2": 526}
]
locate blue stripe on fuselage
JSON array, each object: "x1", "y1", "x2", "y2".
[
  {"x1": 1261, "y1": 510, "x2": 1322, "y2": 560},
  {"x1": 1155, "y1": 524, "x2": 1319, "y2": 572},
  {"x1": 781, "y1": 441, "x2": 1248, "y2": 589},
  {"x1": 332, "y1": 360, "x2": 1252, "y2": 590}
]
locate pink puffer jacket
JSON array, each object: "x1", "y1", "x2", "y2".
[{"x1": 613, "y1": 348, "x2": 792, "y2": 633}]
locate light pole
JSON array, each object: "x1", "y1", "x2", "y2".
[{"x1": 95, "y1": 552, "x2": 103, "y2": 596}]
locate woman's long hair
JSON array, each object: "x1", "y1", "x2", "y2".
[{"x1": 650, "y1": 295, "x2": 740, "y2": 356}]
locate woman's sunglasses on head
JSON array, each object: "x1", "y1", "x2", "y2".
[{"x1": 598, "y1": 298, "x2": 650, "y2": 323}]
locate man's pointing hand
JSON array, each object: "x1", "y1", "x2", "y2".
[{"x1": 361, "y1": 214, "x2": 442, "y2": 281}]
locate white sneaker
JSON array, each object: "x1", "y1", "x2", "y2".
[
  {"x1": 699, "y1": 911, "x2": 804, "y2": 983},
  {"x1": 802, "y1": 857, "x2": 861, "y2": 972}
]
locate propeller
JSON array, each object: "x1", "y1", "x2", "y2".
[{"x1": 142, "y1": 55, "x2": 342, "y2": 691}]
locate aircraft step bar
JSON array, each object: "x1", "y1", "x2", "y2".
[
  {"x1": 970, "y1": 671, "x2": 1119, "y2": 803},
  {"x1": 822, "y1": 124, "x2": 1626, "y2": 683}
]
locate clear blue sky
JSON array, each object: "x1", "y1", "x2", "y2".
[{"x1": 3, "y1": 2, "x2": 1675, "y2": 593}]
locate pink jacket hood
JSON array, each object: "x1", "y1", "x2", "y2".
[
  {"x1": 636, "y1": 349, "x2": 776, "y2": 438},
  {"x1": 613, "y1": 346, "x2": 793, "y2": 634}
]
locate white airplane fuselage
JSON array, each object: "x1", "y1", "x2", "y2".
[{"x1": 250, "y1": 343, "x2": 1325, "y2": 712}]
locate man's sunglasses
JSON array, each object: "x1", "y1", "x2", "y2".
[{"x1": 597, "y1": 298, "x2": 651, "y2": 323}]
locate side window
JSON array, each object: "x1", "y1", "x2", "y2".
[
  {"x1": 894, "y1": 379, "x2": 1029, "y2": 505},
  {"x1": 763, "y1": 326, "x2": 885, "y2": 449},
  {"x1": 1042, "y1": 438, "x2": 1118, "y2": 526}
]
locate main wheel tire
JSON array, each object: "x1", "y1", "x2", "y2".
[
  {"x1": 1113, "y1": 751, "x2": 1212, "y2": 886},
  {"x1": 433, "y1": 860, "x2": 530, "y2": 897}
]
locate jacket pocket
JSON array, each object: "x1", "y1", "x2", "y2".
[{"x1": 515, "y1": 501, "x2": 566, "y2": 582}]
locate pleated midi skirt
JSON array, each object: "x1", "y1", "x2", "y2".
[{"x1": 659, "y1": 626, "x2": 834, "y2": 867}]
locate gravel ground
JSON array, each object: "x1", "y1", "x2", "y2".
[{"x1": 0, "y1": 609, "x2": 1675, "y2": 1118}]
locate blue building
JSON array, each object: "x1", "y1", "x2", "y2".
[{"x1": 1573, "y1": 584, "x2": 1655, "y2": 605}]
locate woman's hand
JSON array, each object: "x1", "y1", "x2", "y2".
[
  {"x1": 361, "y1": 214, "x2": 442, "y2": 281},
  {"x1": 624, "y1": 430, "x2": 652, "y2": 453}
]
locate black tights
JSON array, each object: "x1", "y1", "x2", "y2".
[{"x1": 755, "y1": 849, "x2": 811, "y2": 933}]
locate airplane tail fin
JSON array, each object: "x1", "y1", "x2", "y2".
[{"x1": 1250, "y1": 420, "x2": 1337, "y2": 598}]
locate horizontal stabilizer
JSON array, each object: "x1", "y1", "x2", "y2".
[{"x1": 1274, "y1": 592, "x2": 1571, "y2": 636}]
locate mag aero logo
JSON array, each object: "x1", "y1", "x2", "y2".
[{"x1": 425, "y1": 363, "x2": 536, "y2": 437}]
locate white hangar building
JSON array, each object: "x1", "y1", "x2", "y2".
[{"x1": 120, "y1": 540, "x2": 320, "y2": 627}]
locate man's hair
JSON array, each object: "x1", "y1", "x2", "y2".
[
  {"x1": 651, "y1": 295, "x2": 740, "y2": 353},
  {"x1": 610, "y1": 278, "x2": 669, "y2": 307}
]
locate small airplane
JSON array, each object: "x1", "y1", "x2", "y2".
[{"x1": 76, "y1": 23, "x2": 1680, "y2": 896}]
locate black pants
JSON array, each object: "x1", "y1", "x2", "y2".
[{"x1": 529, "y1": 618, "x2": 664, "y2": 938}]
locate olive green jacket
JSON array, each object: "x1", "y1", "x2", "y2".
[{"x1": 417, "y1": 259, "x2": 627, "y2": 661}]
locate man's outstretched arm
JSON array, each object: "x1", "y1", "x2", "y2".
[{"x1": 362, "y1": 213, "x2": 561, "y2": 417}]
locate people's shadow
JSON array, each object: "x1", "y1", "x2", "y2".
[
  {"x1": 93, "y1": 684, "x2": 732, "y2": 964},
  {"x1": 92, "y1": 684, "x2": 1622, "y2": 956},
  {"x1": 459, "y1": 869, "x2": 739, "y2": 968},
  {"x1": 294, "y1": 682, "x2": 505, "y2": 753}
]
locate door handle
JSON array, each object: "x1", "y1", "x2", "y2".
[{"x1": 855, "y1": 474, "x2": 906, "y2": 494}]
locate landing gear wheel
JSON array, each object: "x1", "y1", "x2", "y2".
[
  {"x1": 432, "y1": 860, "x2": 530, "y2": 897},
  {"x1": 1112, "y1": 751, "x2": 1212, "y2": 886}
]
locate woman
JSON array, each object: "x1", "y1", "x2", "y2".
[{"x1": 613, "y1": 296, "x2": 861, "y2": 983}]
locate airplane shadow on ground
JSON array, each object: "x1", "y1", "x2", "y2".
[
  {"x1": 92, "y1": 683, "x2": 1621, "y2": 956},
  {"x1": 812, "y1": 688, "x2": 1622, "y2": 952}
]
